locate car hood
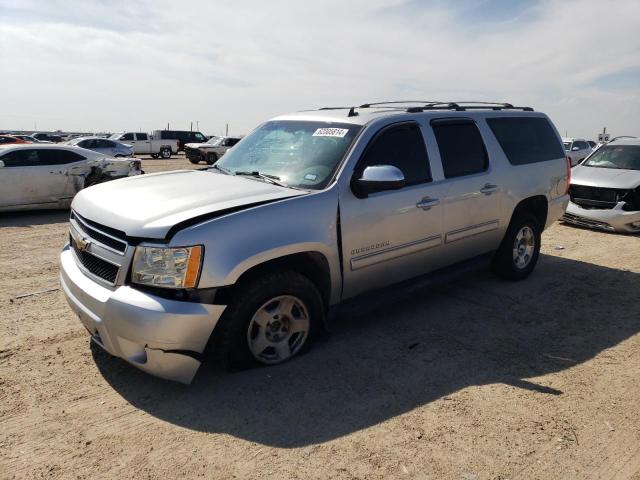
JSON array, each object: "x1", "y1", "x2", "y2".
[
  {"x1": 71, "y1": 170, "x2": 304, "y2": 239},
  {"x1": 571, "y1": 165, "x2": 640, "y2": 189},
  {"x1": 184, "y1": 142, "x2": 209, "y2": 149}
]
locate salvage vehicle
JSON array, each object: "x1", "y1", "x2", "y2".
[
  {"x1": 563, "y1": 137, "x2": 640, "y2": 233},
  {"x1": 562, "y1": 137, "x2": 592, "y2": 166},
  {"x1": 185, "y1": 136, "x2": 242, "y2": 165},
  {"x1": 0, "y1": 144, "x2": 142, "y2": 212},
  {"x1": 109, "y1": 132, "x2": 178, "y2": 159},
  {"x1": 60, "y1": 101, "x2": 569, "y2": 383},
  {"x1": 68, "y1": 137, "x2": 134, "y2": 157}
]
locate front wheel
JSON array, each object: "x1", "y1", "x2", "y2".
[
  {"x1": 206, "y1": 152, "x2": 218, "y2": 165},
  {"x1": 211, "y1": 271, "x2": 323, "y2": 371},
  {"x1": 492, "y1": 213, "x2": 541, "y2": 280}
]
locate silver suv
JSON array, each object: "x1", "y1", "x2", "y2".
[{"x1": 60, "y1": 101, "x2": 570, "y2": 383}]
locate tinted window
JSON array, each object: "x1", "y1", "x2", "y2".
[
  {"x1": 39, "y1": 149, "x2": 85, "y2": 165},
  {"x1": 574, "y1": 141, "x2": 588, "y2": 150},
  {"x1": 486, "y1": 117, "x2": 565, "y2": 165},
  {"x1": 432, "y1": 120, "x2": 488, "y2": 178},
  {"x1": 121, "y1": 133, "x2": 134, "y2": 141},
  {"x1": 358, "y1": 123, "x2": 431, "y2": 185},
  {"x1": 136, "y1": 133, "x2": 148, "y2": 140},
  {"x1": 97, "y1": 139, "x2": 113, "y2": 148},
  {"x1": 1, "y1": 149, "x2": 41, "y2": 167},
  {"x1": 194, "y1": 133, "x2": 205, "y2": 141}
]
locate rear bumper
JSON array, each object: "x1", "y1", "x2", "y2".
[
  {"x1": 60, "y1": 245, "x2": 226, "y2": 383},
  {"x1": 562, "y1": 201, "x2": 640, "y2": 233}
]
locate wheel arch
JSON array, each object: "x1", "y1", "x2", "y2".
[
  {"x1": 215, "y1": 251, "x2": 333, "y2": 320},
  {"x1": 512, "y1": 195, "x2": 548, "y2": 229}
]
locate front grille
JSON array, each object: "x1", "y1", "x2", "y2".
[
  {"x1": 184, "y1": 147, "x2": 202, "y2": 161},
  {"x1": 71, "y1": 212, "x2": 127, "y2": 253},
  {"x1": 562, "y1": 213, "x2": 614, "y2": 232},
  {"x1": 71, "y1": 236, "x2": 119, "y2": 283},
  {"x1": 569, "y1": 185, "x2": 628, "y2": 210}
]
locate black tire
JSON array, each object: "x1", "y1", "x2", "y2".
[
  {"x1": 492, "y1": 212, "x2": 541, "y2": 281},
  {"x1": 206, "y1": 152, "x2": 218, "y2": 165},
  {"x1": 151, "y1": 154, "x2": 158, "y2": 159},
  {"x1": 160, "y1": 148, "x2": 171, "y2": 159},
  {"x1": 188, "y1": 158, "x2": 200, "y2": 165},
  {"x1": 211, "y1": 270, "x2": 324, "y2": 372}
]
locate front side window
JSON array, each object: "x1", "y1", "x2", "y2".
[
  {"x1": 216, "y1": 120, "x2": 362, "y2": 190},
  {"x1": 487, "y1": 117, "x2": 565, "y2": 165},
  {"x1": 194, "y1": 133, "x2": 205, "y2": 141},
  {"x1": 357, "y1": 122, "x2": 431, "y2": 186},
  {"x1": 432, "y1": 120, "x2": 488, "y2": 178},
  {"x1": 582, "y1": 145, "x2": 640, "y2": 171},
  {"x1": 121, "y1": 133, "x2": 134, "y2": 141}
]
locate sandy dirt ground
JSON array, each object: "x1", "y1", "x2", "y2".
[{"x1": 1, "y1": 156, "x2": 639, "y2": 479}]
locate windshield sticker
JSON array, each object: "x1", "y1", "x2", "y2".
[
  {"x1": 304, "y1": 173, "x2": 318, "y2": 181},
  {"x1": 312, "y1": 128, "x2": 349, "y2": 138}
]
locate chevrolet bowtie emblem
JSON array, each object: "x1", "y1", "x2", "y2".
[{"x1": 75, "y1": 235, "x2": 91, "y2": 252}]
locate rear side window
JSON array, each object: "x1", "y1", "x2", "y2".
[
  {"x1": 39, "y1": 150, "x2": 86, "y2": 165},
  {"x1": 0, "y1": 149, "x2": 84, "y2": 166},
  {"x1": 432, "y1": 119, "x2": 488, "y2": 178},
  {"x1": 358, "y1": 122, "x2": 431, "y2": 185},
  {"x1": 487, "y1": 117, "x2": 565, "y2": 165}
]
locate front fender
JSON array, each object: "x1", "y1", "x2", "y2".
[{"x1": 170, "y1": 188, "x2": 343, "y2": 304}]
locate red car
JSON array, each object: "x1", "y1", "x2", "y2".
[{"x1": 0, "y1": 135, "x2": 29, "y2": 145}]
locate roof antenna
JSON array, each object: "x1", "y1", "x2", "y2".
[{"x1": 348, "y1": 107, "x2": 358, "y2": 117}]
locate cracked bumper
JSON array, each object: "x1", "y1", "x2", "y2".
[
  {"x1": 60, "y1": 246, "x2": 225, "y2": 383},
  {"x1": 563, "y1": 201, "x2": 640, "y2": 233}
]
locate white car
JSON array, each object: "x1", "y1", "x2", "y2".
[
  {"x1": 562, "y1": 137, "x2": 593, "y2": 166},
  {"x1": 109, "y1": 132, "x2": 178, "y2": 159},
  {"x1": 184, "y1": 136, "x2": 242, "y2": 164},
  {"x1": 0, "y1": 144, "x2": 142, "y2": 212}
]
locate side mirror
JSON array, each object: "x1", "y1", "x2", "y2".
[
  {"x1": 572, "y1": 146, "x2": 580, "y2": 151},
  {"x1": 0, "y1": 160, "x2": 4, "y2": 168},
  {"x1": 352, "y1": 165, "x2": 405, "y2": 198}
]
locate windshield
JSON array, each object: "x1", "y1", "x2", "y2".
[
  {"x1": 108, "y1": 133, "x2": 121, "y2": 140},
  {"x1": 206, "y1": 137, "x2": 223, "y2": 146},
  {"x1": 215, "y1": 120, "x2": 362, "y2": 190},
  {"x1": 582, "y1": 145, "x2": 640, "y2": 170}
]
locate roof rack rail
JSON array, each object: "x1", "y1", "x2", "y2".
[
  {"x1": 407, "y1": 101, "x2": 533, "y2": 112},
  {"x1": 359, "y1": 100, "x2": 445, "y2": 108}
]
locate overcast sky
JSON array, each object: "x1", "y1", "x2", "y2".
[{"x1": 1, "y1": 0, "x2": 639, "y2": 138}]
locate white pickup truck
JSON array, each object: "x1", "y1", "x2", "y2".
[{"x1": 109, "y1": 132, "x2": 178, "y2": 158}]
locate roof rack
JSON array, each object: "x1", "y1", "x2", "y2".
[{"x1": 315, "y1": 101, "x2": 534, "y2": 117}]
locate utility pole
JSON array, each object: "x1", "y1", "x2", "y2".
[
  {"x1": 190, "y1": 121, "x2": 193, "y2": 132},
  {"x1": 225, "y1": 123, "x2": 229, "y2": 136}
]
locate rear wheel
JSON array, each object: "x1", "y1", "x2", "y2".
[
  {"x1": 188, "y1": 158, "x2": 200, "y2": 164},
  {"x1": 160, "y1": 148, "x2": 171, "y2": 159},
  {"x1": 492, "y1": 213, "x2": 541, "y2": 280},
  {"x1": 206, "y1": 152, "x2": 218, "y2": 165},
  {"x1": 211, "y1": 271, "x2": 323, "y2": 371}
]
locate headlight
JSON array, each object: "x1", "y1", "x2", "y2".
[{"x1": 131, "y1": 245, "x2": 203, "y2": 288}]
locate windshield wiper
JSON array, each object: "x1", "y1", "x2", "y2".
[{"x1": 234, "y1": 170, "x2": 289, "y2": 188}]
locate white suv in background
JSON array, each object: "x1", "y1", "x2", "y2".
[{"x1": 562, "y1": 137, "x2": 593, "y2": 166}]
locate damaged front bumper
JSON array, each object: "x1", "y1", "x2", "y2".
[
  {"x1": 563, "y1": 201, "x2": 640, "y2": 233},
  {"x1": 60, "y1": 245, "x2": 225, "y2": 383}
]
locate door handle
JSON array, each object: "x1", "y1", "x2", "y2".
[
  {"x1": 416, "y1": 197, "x2": 440, "y2": 210},
  {"x1": 480, "y1": 183, "x2": 498, "y2": 195}
]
